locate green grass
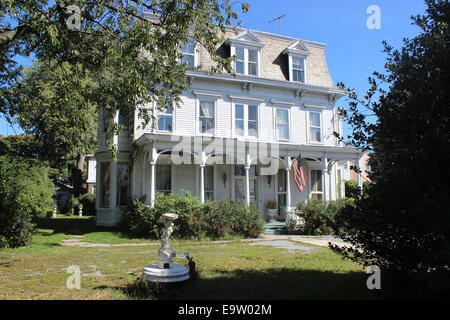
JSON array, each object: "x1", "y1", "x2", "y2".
[{"x1": 0, "y1": 217, "x2": 438, "y2": 300}]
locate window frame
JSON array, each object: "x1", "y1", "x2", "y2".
[
  {"x1": 116, "y1": 162, "x2": 130, "y2": 207},
  {"x1": 197, "y1": 98, "x2": 217, "y2": 136},
  {"x1": 310, "y1": 169, "x2": 323, "y2": 201},
  {"x1": 291, "y1": 56, "x2": 305, "y2": 83},
  {"x1": 274, "y1": 107, "x2": 291, "y2": 142},
  {"x1": 156, "y1": 164, "x2": 172, "y2": 194},
  {"x1": 233, "y1": 102, "x2": 259, "y2": 139},
  {"x1": 204, "y1": 165, "x2": 214, "y2": 201},
  {"x1": 181, "y1": 38, "x2": 197, "y2": 68},
  {"x1": 231, "y1": 45, "x2": 261, "y2": 77},
  {"x1": 288, "y1": 53, "x2": 308, "y2": 83},
  {"x1": 99, "y1": 161, "x2": 111, "y2": 208},
  {"x1": 156, "y1": 103, "x2": 175, "y2": 133},
  {"x1": 307, "y1": 110, "x2": 323, "y2": 144}
]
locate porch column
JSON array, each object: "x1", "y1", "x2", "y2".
[
  {"x1": 245, "y1": 153, "x2": 251, "y2": 207},
  {"x1": 199, "y1": 164, "x2": 205, "y2": 204},
  {"x1": 199, "y1": 151, "x2": 206, "y2": 204},
  {"x1": 357, "y1": 155, "x2": 363, "y2": 190},
  {"x1": 149, "y1": 147, "x2": 157, "y2": 208},
  {"x1": 285, "y1": 156, "x2": 292, "y2": 211},
  {"x1": 322, "y1": 155, "x2": 329, "y2": 202},
  {"x1": 150, "y1": 162, "x2": 156, "y2": 207}
]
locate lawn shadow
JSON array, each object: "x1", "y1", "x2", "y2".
[
  {"x1": 35, "y1": 217, "x2": 136, "y2": 240},
  {"x1": 107, "y1": 268, "x2": 436, "y2": 300}
]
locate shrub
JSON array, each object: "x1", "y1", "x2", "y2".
[
  {"x1": 296, "y1": 198, "x2": 356, "y2": 235},
  {"x1": 67, "y1": 197, "x2": 80, "y2": 216},
  {"x1": 78, "y1": 193, "x2": 96, "y2": 216},
  {"x1": 0, "y1": 155, "x2": 54, "y2": 248},
  {"x1": 344, "y1": 180, "x2": 360, "y2": 199},
  {"x1": 122, "y1": 194, "x2": 264, "y2": 240}
]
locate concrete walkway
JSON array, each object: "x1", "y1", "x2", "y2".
[
  {"x1": 60, "y1": 234, "x2": 352, "y2": 249},
  {"x1": 260, "y1": 235, "x2": 353, "y2": 249}
]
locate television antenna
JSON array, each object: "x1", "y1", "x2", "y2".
[{"x1": 268, "y1": 14, "x2": 287, "y2": 34}]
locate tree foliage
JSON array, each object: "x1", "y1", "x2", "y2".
[
  {"x1": 1, "y1": 0, "x2": 249, "y2": 128},
  {"x1": 331, "y1": 0, "x2": 450, "y2": 274},
  {"x1": 0, "y1": 155, "x2": 54, "y2": 248}
]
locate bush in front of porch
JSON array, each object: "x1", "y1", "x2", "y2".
[
  {"x1": 122, "y1": 193, "x2": 264, "y2": 240},
  {"x1": 295, "y1": 198, "x2": 355, "y2": 235}
]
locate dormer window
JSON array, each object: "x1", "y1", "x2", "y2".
[
  {"x1": 226, "y1": 31, "x2": 264, "y2": 77},
  {"x1": 181, "y1": 38, "x2": 196, "y2": 67},
  {"x1": 292, "y1": 56, "x2": 305, "y2": 82},
  {"x1": 284, "y1": 40, "x2": 310, "y2": 83},
  {"x1": 235, "y1": 47, "x2": 245, "y2": 74}
]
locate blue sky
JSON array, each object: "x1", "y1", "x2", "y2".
[{"x1": 0, "y1": 0, "x2": 428, "y2": 137}]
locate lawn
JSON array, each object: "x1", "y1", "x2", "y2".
[{"x1": 0, "y1": 218, "x2": 436, "y2": 300}]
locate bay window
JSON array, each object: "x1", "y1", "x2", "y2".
[
  {"x1": 116, "y1": 162, "x2": 129, "y2": 207},
  {"x1": 100, "y1": 162, "x2": 111, "y2": 208}
]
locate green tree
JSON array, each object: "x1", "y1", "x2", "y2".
[
  {"x1": 331, "y1": 0, "x2": 450, "y2": 275},
  {"x1": 0, "y1": 155, "x2": 54, "y2": 248},
  {"x1": 1, "y1": 0, "x2": 249, "y2": 129},
  {"x1": 9, "y1": 60, "x2": 97, "y2": 195}
]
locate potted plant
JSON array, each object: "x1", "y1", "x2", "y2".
[{"x1": 266, "y1": 201, "x2": 278, "y2": 222}]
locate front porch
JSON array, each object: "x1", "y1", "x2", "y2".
[{"x1": 130, "y1": 134, "x2": 362, "y2": 223}]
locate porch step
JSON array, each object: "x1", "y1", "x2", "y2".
[{"x1": 264, "y1": 222, "x2": 288, "y2": 235}]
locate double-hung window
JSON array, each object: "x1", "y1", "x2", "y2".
[
  {"x1": 275, "y1": 108, "x2": 290, "y2": 140},
  {"x1": 309, "y1": 112, "x2": 322, "y2": 143},
  {"x1": 116, "y1": 162, "x2": 129, "y2": 207},
  {"x1": 234, "y1": 47, "x2": 259, "y2": 76},
  {"x1": 157, "y1": 106, "x2": 173, "y2": 132},
  {"x1": 100, "y1": 162, "x2": 111, "y2": 208},
  {"x1": 204, "y1": 166, "x2": 214, "y2": 201},
  {"x1": 248, "y1": 49, "x2": 258, "y2": 76},
  {"x1": 199, "y1": 101, "x2": 215, "y2": 135},
  {"x1": 235, "y1": 104, "x2": 258, "y2": 138},
  {"x1": 181, "y1": 38, "x2": 196, "y2": 67},
  {"x1": 156, "y1": 164, "x2": 172, "y2": 194},
  {"x1": 310, "y1": 170, "x2": 323, "y2": 200},
  {"x1": 292, "y1": 56, "x2": 305, "y2": 82},
  {"x1": 235, "y1": 47, "x2": 245, "y2": 74}
]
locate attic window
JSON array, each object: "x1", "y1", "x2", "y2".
[
  {"x1": 284, "y1": 40, "x2": 310, "y2": 83},
  {"x1": 292, "y1": 56, "x2": 305, "y2": 83},
  {"x1": 181, "y1": 38, "x2": 196, "y2": 67},
  {"x1": 226, "y1": 30, "x2": 264, "y2": 77}
]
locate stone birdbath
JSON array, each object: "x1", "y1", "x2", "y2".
[{"x1": 140, "y1": 213, "x2": 190, "y2": 283}]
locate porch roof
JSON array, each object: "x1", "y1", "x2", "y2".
[{"x1": 135, "y1": 133, "x2": 361, "y2": 161}]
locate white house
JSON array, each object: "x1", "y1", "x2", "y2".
[{"x1": 95, "y1": 22, "x2": 363, "y2": 227}]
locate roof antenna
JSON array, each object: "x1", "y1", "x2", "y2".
[{"x1": 268, "y1": 14, "x2": 287, "y2": 34}]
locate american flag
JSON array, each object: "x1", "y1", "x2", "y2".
[{"x1": 292, "y1": 154, "x2": 306, "y2": 192}]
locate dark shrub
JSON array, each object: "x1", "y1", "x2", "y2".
[
  {"x1": 0, "y1": 155, "x2": 54, "y2": 248},
  {"x1": 78, "y1": 193, "x2": 96, "y2": 216},
  {"x1": 296, "y1": 198, "x2": 356, "y2": 235},
  {"x1": 344, "y1": 180, "x2": 360, "y2": 199}
]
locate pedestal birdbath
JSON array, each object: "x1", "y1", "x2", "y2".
[{"x1": 141, "y1": 213, "x2": 190, "y2": 283}]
